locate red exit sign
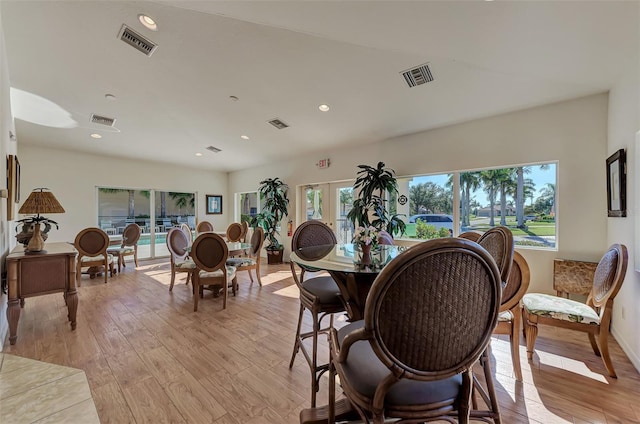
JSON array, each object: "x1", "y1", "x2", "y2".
[{"x1": 317, "y1": 158, "x2": 330, "y2": 169}]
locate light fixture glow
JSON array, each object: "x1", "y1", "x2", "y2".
[
  {"x1": 138, "y1": 14, "x2": 158, "y2": 31},
  {"x1": 240, "y1": 135, "x2": 250, "y2": 140},
  {"x1": 90, "y1": 133, "x2": 102, "y2": 139},
  {"x1": 195, "y1": 152, "x2": 203, "y2": 157},
  {"x1": 318, "y1": 104, "x2": 330, "y2": 112}
]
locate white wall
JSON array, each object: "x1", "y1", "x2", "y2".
[
  {"x1": 230, "y1": 94, "x2": 609, "y2": 292},
  {"x1": 606, "y1": 38, "x2": 640, "y2": 370},
  {"x1": 18, "y1": 145, "x2": 229, "y2": 244},
  {"x1": 0, "y1": 12, "x2": 18, "y2": 350}
]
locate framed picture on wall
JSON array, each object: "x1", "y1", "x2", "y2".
[
  {"x1": 206, "y1": 194, "x2": 223, "y2": 214},
  {"x1": 606, "y1": 148, "x2": 626, "y2": 217}
]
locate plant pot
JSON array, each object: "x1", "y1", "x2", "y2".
[{"x1": 267, "y1": 249, "x2": 284, "y2": 264}]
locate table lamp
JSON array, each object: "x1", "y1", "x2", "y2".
[{"x1": 18, "y1": 188, "x2": 65, "y2": 253}]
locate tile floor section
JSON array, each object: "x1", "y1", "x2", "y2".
[{"x1": 0, "y1": 353, "x2": 100, "y2": 423}]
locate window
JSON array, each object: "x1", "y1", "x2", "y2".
[
  {"x1": 97, "y1": 187, "x2": 196, "y2": 258},
  {"x1": 460, "y1": 162, "x2": 557, "y2": 249},
  {"x1": 238, "y1": 192, "x2": 258, "y2": 223},
  {"x1": 396, "y1": 174, "x2": 454, "y2": 240}
]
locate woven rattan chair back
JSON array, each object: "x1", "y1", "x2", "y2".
[
  {"x1": 74, "y1": 227, "x2": 113, "y2": 285},
  {"x1": 179, "y1": 223, "x2": 192, "y2": 243},
  {"x1": 196, "y1": 221, "x2": 214, "y2": 233},
  {"x1": 459, "y1": 231, "x2": 481, "y2": 242},
  {"x1": 75, "y1": 227, "x2": 109, "y2": 257},
  {"x1": 167, "y1": 227, "x2": 190, "y2": 262},
  {"x1": 291, "y1": 221, "x2": 336, "y2": 274},
  {"x1": 249, "y1": 226, "x2": 264, "y2": 257},
  {"x1": 590, "y1": 244, "x2": 627, "y2": 308},
  {"x1": 241, "y1": 221, "x2": 249, "y2": 243},
  {"x1": 364, "y1": 238, "x2": 501, "y2": 378},
  {"x1": 226, "y1": 222, "x2": 243, "y2": 242},
  {"x1": 501, "y1": 250, "x2": 530, "y2": 312},
  {"x1": 477, "y1": 226, "x2": 514, "y2": 284},
  {"x1": 121, "y1": 223, "x2": 141, "y2": 247},
  {"x1": 191, "y1": 232, "x2": 228, "y2": 272}
]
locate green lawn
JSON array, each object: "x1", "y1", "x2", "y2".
[{"x1": 401, "y1": 219, "x2": 556, "y2": 238}]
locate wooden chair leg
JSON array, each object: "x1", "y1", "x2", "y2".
[
  {"x1": 256, "y1": 262, "x2": 262, "y2": 286},
  {"x1": 458, "y1": 369, "x2": 473, "y2": 424},
  {"x1": 588, "y1": 332, "x2": 601, "y2": 356},
  {"x1": 134, "y1": 251, "x2": 139, "y2": 267},
  {"x1": 598, "y1": 330, "x2": 617, "y2": 378},
  {"x1": 524, "y1": 314, "x2": 538, "y2": 361},
  {"x1": 169, "y1": 266, "x2": 176, "y2": 291},
  {"x1": 310, "y1": 310, "x2": 320, "y2": 408},
  {"x1": 510, "y1": 311, "x2": 523, "y2": 381}
]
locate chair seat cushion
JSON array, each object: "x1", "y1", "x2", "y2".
[
  {"x1": 226, "y1": 257, "x2": 256, "y2": 267},
  {"x1": 497, "y1": 310, "x2": 513, "y2": 322},
  {"x1": 337, "y1": 321, "x2": 463, "y2": 406},
  {"x1": 302, "y1": 276, "x2": 342, "y2": 304},
  {"x1": 523, "y1": 293, "x2": 600, "y2": 325},
  {"x1": 176, "y1": 259, "x2": 197, "y2": 270},
  {"x1": 199, "y1": 266, "x2": 237, "y2": 280},
  {"x1": 81, "y1": 254, "x2": 113, "y2": 264},
  {"x1": 107, "y1": 246, "x2": 135, "y2": 254}
]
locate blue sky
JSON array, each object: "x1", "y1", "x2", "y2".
[{"x1": 408, "y1": 163, "x2": 557, "y2": 208}]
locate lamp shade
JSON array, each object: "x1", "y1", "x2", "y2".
[{"x1": 18, "y1": 188, "x2": 65, "y2": 215}]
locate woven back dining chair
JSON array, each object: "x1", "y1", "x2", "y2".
[
  {"x1": 166, "y1": 227, "x2": 196, "y2": 292},
  {"x1": 226, "y1": 222, "x2": 243, "y2": 242},
  {"x1": 289, "y1": 220, "x2": 345, "y2": 407},
  {"x1": 196, "y1": 220, "x2": 214, "y2": 234},
  {"x1": 226, "y1": 226, "x2": 264, "y2": 286},
  {"x1": 107, "y1": 223, "x2": 141, "y2": 273},
  {"x1": 190, "y1": 232, "x2": 238, "y2": 311},
  {"x1": 523, "y1": 244, "x2": 628, "y2": 378},
  {"x1": 328, "y1": 238, "x2": 502, "y2": 423},
  {"x1": 471, "y1": 226, "x2": 514, "y2": 423},
  {"x1": 74, "y1": 227, "x2": 114, "y2": 286}
]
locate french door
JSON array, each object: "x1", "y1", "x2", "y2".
[{"x1": 301, "y1": 182, "x2": 355, "y2": 244}]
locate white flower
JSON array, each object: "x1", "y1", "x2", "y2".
[{"x1": 353, "y1": 226, "x2": 379, "y2": 246}]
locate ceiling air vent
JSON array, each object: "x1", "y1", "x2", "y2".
[
  {"x1": 206, "y1": 146, "x2": 221, "y2": 153},
  {"x1": 267, "y1": 118, "x2": 289, "y2": 129},
  {"x1": 90, "y1": 114, "x2": 116, "y2": 127},
  {"x1": 401, "y1": 63, "x2": 434, "y2": 88},
  {"x1": 117, "y1": 24, "x2": 158, "y2": 56}
]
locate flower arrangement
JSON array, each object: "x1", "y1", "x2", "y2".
[{"x1": 353, "y1": 226, "x2": 379, "y2": 248}]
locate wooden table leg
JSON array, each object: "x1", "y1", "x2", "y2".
[
  {"x1": 7, "y1": 260, "x2": 20, "y2": 345},
  {"x1": 66, "y1": 255, "x2": 78, "y2": 330}
]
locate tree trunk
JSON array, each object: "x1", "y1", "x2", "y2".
[
  {"x1": 516, "y1": 167, "x2": 525, "y2": 228},
  {"x1": 489, "y1": 187, "x2": 496, "y2": 227},
  {"x1": 128, "y1": 190, "x2": 135, "y2": 218},
  {"x1": 500, "y1": 186, "x2": 507, "y2": 226}
]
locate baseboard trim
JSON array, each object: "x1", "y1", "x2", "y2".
[{"x1": 612, "y1": 327, "x2": 640, "y2": 374}]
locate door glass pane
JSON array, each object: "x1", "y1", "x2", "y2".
[
  {"x1": 155, "y1": 191, "x2": 195, "y2": 257},
  {"x1": 239, "y1": 192, "x2": 258, "y2": 223},
  {"x1": 335, "y1": 186, "x2": 354, "y2": 244},
  {"x1": 98, "y1": 188, "x2": 152, "y2": 259},
  {"x1": 305, "y1": 187, "x2": 324, "y2": 220}
]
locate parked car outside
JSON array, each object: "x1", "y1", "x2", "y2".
[
  {"x1": 524, "y1": 214, "x2": 537, "y2": 221},
  {"x1": 408, "y1": 214, "x2": 454, "y2": 231}
]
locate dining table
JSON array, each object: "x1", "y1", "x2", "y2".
[{"x1": 290, "y1": 243, "x2": 406, "y2": 321}]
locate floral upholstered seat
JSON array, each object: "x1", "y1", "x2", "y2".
[
  {"x1": 522, "y1": 293, "x2": 600, "y2": 325},
  {"x1": 175, "y1": 259, "x2": 197, "y2": 270},
  {"x1": 226, "y1": 257, "x2": 256, "y2": 267}
]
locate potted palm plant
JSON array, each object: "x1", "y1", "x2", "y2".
[
  {"x1": 251, "y1": 177, "x2": 290, "y2": 264},
  {"x1": 347, "y1": 161, "x2": 406, "y2": 237}
]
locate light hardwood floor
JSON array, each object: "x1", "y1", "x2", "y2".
[{"x1": 3, "y1": 259, "x2": 640, "y2": 423}]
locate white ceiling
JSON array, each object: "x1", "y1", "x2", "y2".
[{"x1": 1, "y1": 1, "x2": 637, "y2": 172}]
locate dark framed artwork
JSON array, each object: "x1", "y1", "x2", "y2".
[
  {"x1": 206, "y1": 194, "x2": 223, "y2": 214},
  {"x1": 6, "y1": 154, "x2": 16, "y2": 220},
  {"x1": 606, "y1": 149, "x2": 626, "y2": 217},
  {"x1": 15, "y1": 156, "x2": 20, "y2": 202}
]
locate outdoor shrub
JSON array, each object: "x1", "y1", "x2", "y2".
[
  {"x1": 438, "y1": 227, "x2": 450, "y2": 238},
  {"x1": 415, "y1": 220, "x2": 438, "y2": 239}
]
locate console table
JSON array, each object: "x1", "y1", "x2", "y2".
[{"x1": 6, "y1": 242, "x2": 78, "y2": 345}]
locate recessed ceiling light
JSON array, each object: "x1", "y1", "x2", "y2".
[
  {"x1": 195, "y1": 152, "x2": 203, "y2": 157},
  {"x1": 318, "y1": 104, "x2": 330, "y2": 112},
  {"x1": 229, "y1": 96, "x2": 239, "y2": 101},
  {"x1": 240, "y1": 135, "x2": 250, "y2": 140},
  {"x1": 90, "y1": 133, "x2": 102, "y2": 139},
  {"x1": 138, "y1": 14, "x2": 157, "y2": 31},
  {"x1": 105, "y1": 94, "x2": 116, "y2": 100}
]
